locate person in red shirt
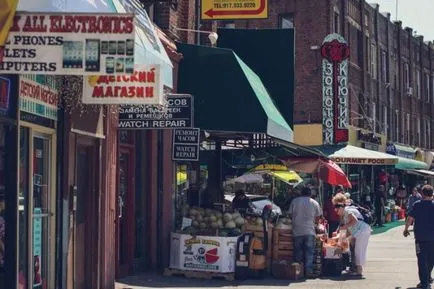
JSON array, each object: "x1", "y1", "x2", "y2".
[{"x1": 324, "y1": 191, "x2": 340, "y2": 237}]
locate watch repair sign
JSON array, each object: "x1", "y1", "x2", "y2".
[
  {"x1": 201, "y1": 0, "x2": 268, "y2": 20},
  {"x1": 0, "y1": 12, "x2": 135, "y2": 75},
  {"x1": 321, "y1": 33, "x2": 350, "y2": 145}
]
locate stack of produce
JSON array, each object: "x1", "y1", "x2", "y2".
[{"x1": 179, "y1": 205, "x2": 245, "y2": 236}]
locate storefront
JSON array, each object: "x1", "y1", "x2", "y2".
[{"x1": 0, "y1": 75, "x2": 19, "y2": 289}]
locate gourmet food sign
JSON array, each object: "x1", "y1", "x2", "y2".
[
  {"x1": 321, "y1": 34, "x2": 350, "y2": 145},
  {"x1": 82, "y1": 64, "x2": 163, "y2": 105},
  {"x1": 0, "y1": 12, "x2": 135, "y2": 75}
]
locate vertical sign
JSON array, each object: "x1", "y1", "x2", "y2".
[
  {"x1": 172, "y1": 128, "x2": 200, "y2": 161},
  {"x1": 33, "y1": 207, "x2": 42, "y2": 287},
  {"x1": 321, "y1": 34, "x2": 350, "y2": 145}
]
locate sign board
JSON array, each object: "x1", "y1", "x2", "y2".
[
  {"x1": 169, "y1": 233, "x2": 238, "y2": 273},
  {"x1": 321, "y1": 33, "x2": 350, "y2": 145},
  {"x1": 118, "y1": 94, "x2": 193, "y2": 129},
  {"x1": 82, "y1": 64, "x2": 163, "y2": 104},
  {"x1": 201, "y1": 0, "x2": 268, "y2": 20},
  {"x1": 0, "y1": 12, "x2": 135, "y2": 75},
  {"x1": 19, "y1": 75, "x2": 58, "y2": 120},
  {"x1": 331, "y1": 157, "x2": 397, "y2": 166},
  {"x1": 0, "y1": 76, "x2": 11, "y2": 114},
  {"x1": 172, "y1": 128, "x2": 200, "y2": 161}
]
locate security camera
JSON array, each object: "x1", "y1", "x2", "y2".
[{"x1": 208, "y1": 32, "x2": 218, "y2": 46}]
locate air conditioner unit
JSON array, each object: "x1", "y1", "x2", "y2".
[{"x1": 406, "y1": 87, "x2": 413, "y2": 96}]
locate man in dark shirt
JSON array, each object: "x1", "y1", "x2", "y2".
[
  {"x1": 375, "y1": 185, "x2": 386, "y2": 227},
  {"x1": 404, "y1": 185, "x2": 434, "y2": 289},
  {"x1": 232, "y1": 190, "x2": 252, "y2": 211}
]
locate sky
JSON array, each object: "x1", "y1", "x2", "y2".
[{"x1": 372, "y1": 0, "x2": 434, "y2": 41}]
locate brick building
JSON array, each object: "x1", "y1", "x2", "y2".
[{"x1": 146, "y1": 0, "x2": 433, "y2": 151}]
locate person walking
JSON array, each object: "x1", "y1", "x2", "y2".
[
  {"x1": 375, "y1": 185, "x2": 386, "y2": 227},
  {"x1": 407, "y1": 186, "x2": 422, "y2": 216},
  {"x1": 333, "y1": 193, "x2": 371, "y2": 277},
  {"x1": 289, "y1": 186, "x2": 322, "y2": 278},
  {"x1": 403, "y1": 185, "x2": 434, "y2": 289}
]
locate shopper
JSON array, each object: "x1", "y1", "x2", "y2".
[
  {"x1": 375, "y1": 185, "x2": 386, "y2": 227},
  {"x1": 324, "y1": 192, "x2": 340, "y2": 237},
  {"x1": 289, "y1": 186, "x2": 322, "y2": 278},
  {"x1": 403, "y1": 185, "x2": 434, "y2": 289},
  {"x1": 407, "y1": 186, "x2": 422, "y2": 215},
  {"x1": 333, "y1": 193, "x2": 371, "y2": 277},
  {"x1": 232, "y1": 190, "x2": 252, "y2": 211}
]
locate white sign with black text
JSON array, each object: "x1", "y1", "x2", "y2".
[
  {"x1": 172, "y1": 128, "x2": 200, "y2": 162},
  {"x1": 0, "y1": 12, "x2": 135, "y2": 75}
]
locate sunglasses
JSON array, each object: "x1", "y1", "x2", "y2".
[{"x1": 334, "y1": 204, "x2": 345, "y2": 208}]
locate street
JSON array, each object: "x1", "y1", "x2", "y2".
[{"x1": 116, "y1": 225, "x2": 420, "y2": 289}]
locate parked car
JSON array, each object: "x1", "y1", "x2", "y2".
[{"x1": 224, "y1": 194, "x2": 282, "y2": 217}]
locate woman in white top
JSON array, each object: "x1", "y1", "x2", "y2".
[{"x1": 333, "y1": 193, "x2": 371, "y2": 277}]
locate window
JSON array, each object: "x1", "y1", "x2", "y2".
[
  {"x1": 381, "y1": 50, "x2": 387, "y2": 83},
  {"x1": 279, "y1": 15, "x2": 294, "y2": 29},
  {"x1": 333, "y1": 12, "x2": 340, "y2": 34},
  {"x1": 416, "y1": 70, "x2": 421, "y2": 99},
  {"x1": 371, "y1": 102, "x2": 377, "y2": 133},
  {"x1": 370, "y1": 44, "x2": 377, "y2": 79},
  {"x1": 404, "y1": 63, "x2": 410, "y2": 90},
  {"x1": 395, "y1": 110, "x2": 399, "y2": 141},
  {"x1": 383, "y1": 106, "x2": 388, "y2": 137},
  {"x1": 406, "y1": 113, "x2": 410, "y2": 144},
  {"x1": 425, "y1": 73, "x2": 430, "y2": 102},
  {"x1": 417, "y1": 117, "x2": 421, "y2": 146},
  {"x1": 427, "y1": 120, "x2": 431, "y2": 148}
]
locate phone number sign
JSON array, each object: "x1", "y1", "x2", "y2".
[
  {"x1": 0, "y1": 12, "x2": 135, "y2": 75},
  {"x1": 201, "y1": 0, "x2": 268, "y2": 20},
  {"x1": 118, "y1": 94, "x2": 194, "y2": 129}
]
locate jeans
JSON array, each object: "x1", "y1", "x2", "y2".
[
  {"x1": 416, "y1": 240, "x2": 434, "y2": 287},
  {"x1": 294, "y1": 235, "x2": 315, "y2": 274}
]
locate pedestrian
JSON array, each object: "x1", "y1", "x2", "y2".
[
  {"x1": 324, "y1": 191, "x2": 340, "y2": 237},
  {"x1": 407, "y1": 186, "x2": 422, "y2": 215},
  {"x1": 289, "y1": 186, "x2": 322, "y2": 278},
  {"x1": 333, "y1": 193, "x2": 371, "y2": 277},
  {"x1": 403, "y1": 185, "x2": 434, "y2": 289},
  {"x1": 375, "y1": 185, "x2": 386, "y2": 227}
]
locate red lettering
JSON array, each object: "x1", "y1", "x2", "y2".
[
  {"x1": 145, "y1": 87, "x2": 154, "y2": 98},
  {"x1": 9, "y1": 16, "x2": 21, "y2": 32}
]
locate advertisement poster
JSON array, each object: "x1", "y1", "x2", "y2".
[
  {"x1": 170, "y1": 233, "x2": 237, "y2": 273},
  {"x1": 33, "y1": 207, "x2": 42, "y2": 287},
  {"x1": 82, "y1": 64, "x2": 163, "y2": 104},
  {"x1": 0, "y1": 12, "x2": 135, "y2": 75},
  {"x1": 19, "y1": 75, "x2": 58, "y2": 120}
]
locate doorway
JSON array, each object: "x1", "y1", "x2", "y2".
[
  {"x1": 116, "y1": 147, "x2": 135, "y2": 278},
  {"x1": 73, "y1": 138, "x2": 98, "y2": 289}
]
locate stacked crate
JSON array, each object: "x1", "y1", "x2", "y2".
[
  {"x1": 312, "y1": 235, "x2": 324, "y2": 277},
  {"x1": 272, "y1": 228, "x2": 293, "y2": 262},
  {"x1": 243, "y1": 223, "x2": 273, "y2": 268}
]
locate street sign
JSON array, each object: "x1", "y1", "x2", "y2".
[
  {"x1": 172, "y1": 128, "x2": 200, "y2": 161},
  {"x1": 201, "y1": 0, "x2": 268, "y2": 20},
  {"x1": 118, "y1": 94, "x2": 193, "y2": 129}
]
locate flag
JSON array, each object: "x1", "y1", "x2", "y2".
[{"x1": 0, "y1": 0, "x2": 19, "y2": 61}]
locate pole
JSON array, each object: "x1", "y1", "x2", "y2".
[{"x1": 195, "y1": 0, "x2": 201, "y2": 45}]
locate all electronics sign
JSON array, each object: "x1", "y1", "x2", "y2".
[
  {"x1": 0, "y1": 12, "x2": 135, "y2": 75},
  {"x1": 321, "y1": 34, "x2": 350, "y2": 145}
]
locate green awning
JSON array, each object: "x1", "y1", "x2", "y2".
[
  {"x1": 395, "y1": 157, "x2": 429, "y2": 170},
  {"x1": 177, "y1": 43, "x2": 293, "y2": 143}
]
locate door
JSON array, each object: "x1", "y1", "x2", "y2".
[
  {"x1": 74, "y1": 142, "x2": 98, "y2": 289},
  {"x1": 18, "y1": 127, "x2": 56, "y2": 289},
  {"x1": 116, "y1": 148, "x2": 135, "y2": 278}
]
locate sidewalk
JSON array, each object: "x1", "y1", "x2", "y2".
[{"x1": 116, "y1": 225, "x2": 420, "y2": 289}]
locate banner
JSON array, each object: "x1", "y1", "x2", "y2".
[
  {"x1": 0, "y1": 12, "x2": 135, "y2": 75},
  {"x1": 82, "y1": 64, "x2": 163, "y2": 104}
]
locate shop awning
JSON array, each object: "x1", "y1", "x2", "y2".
[
  {"x1": 112, "y1": 0, "x2": 173, "y2": 88},
  {"x1": 395, "y1": 157, "x2": 429, "y2": 170},
  {"x1": 177, "y1": 43, "x2": 293, "y2": 143},
  {"x1": 408, "y1": 169, "x2": 434, "y2": 178},
  {"x1": 317, "y1": 145, "x2": 398, "y2": 165}
]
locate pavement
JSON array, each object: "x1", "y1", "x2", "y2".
[{"x1": 116, "y1": 225, "x2": 421, "y2": 289}]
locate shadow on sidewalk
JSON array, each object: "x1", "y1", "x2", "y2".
[{"x1": 116, "y1": 272, "x2": 354, "y2": 288}]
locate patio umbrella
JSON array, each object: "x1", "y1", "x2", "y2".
[{"x1": 250, "y1": 164, "x2": 303, "y2": 183}]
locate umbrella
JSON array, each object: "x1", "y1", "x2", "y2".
[
  {"x1": 250, "y1": 164, "x2": 303, "y2": 184},
  {"x1": 280, "y1": 157, "x2": 351, "y2": 188}
]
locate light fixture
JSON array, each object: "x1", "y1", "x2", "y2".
[{"x1": 174, "y1": 27, "x2": 219, "y2": 46}]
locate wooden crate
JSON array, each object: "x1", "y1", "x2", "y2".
[
  {"x1": 163, "y1": 268, "x2": 235, "y2": 281},
  {"x1": 272, "y1": 228, "x2": 294, "y2": 261},
  {"x1": 242, "y1": 223, "x2": 273, "y2": 267}
]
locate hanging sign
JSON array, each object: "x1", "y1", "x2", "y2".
[
  {"x1": 201, "y1": 0, "x2": 268, "y2": 20},
  {"x1": 82, "y1": 64, "x2": 163, "y2": 104},
  {"x1": 0, "y1": 12, "x2": 135, "y2": 75},
  {"x1": 19, "y1": 75, "x2": 58, "y2": 121},
  {"x1": 172, "y1": 128, "x2": 200, "y2": 161},
  {"x1": 118, "y1": 94, "x2": 193, "y2": 129},
  {"x1": 321, "y1": 33, "x2": 350, "y2": 145}
]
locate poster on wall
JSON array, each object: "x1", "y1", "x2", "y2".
[
  {"x1": 19, "y1": 75, "x2": 59, "y2": 121},
  {"x1": 0, "y1": 12, "x2": 135, "y2": 75},
  {"x1": 82, "y1": 64, "x2": 163, "y2": 105},
  {"x1": 33, "y1": 207, "x2": 43, "y2": 287},
  {"x1": 321, "y1": 33, "x2": 350, "y2": 145}
]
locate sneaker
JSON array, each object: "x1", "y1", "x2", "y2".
[{"x1": 416, "y1": 283, "x2": 432, "y2": 289}]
